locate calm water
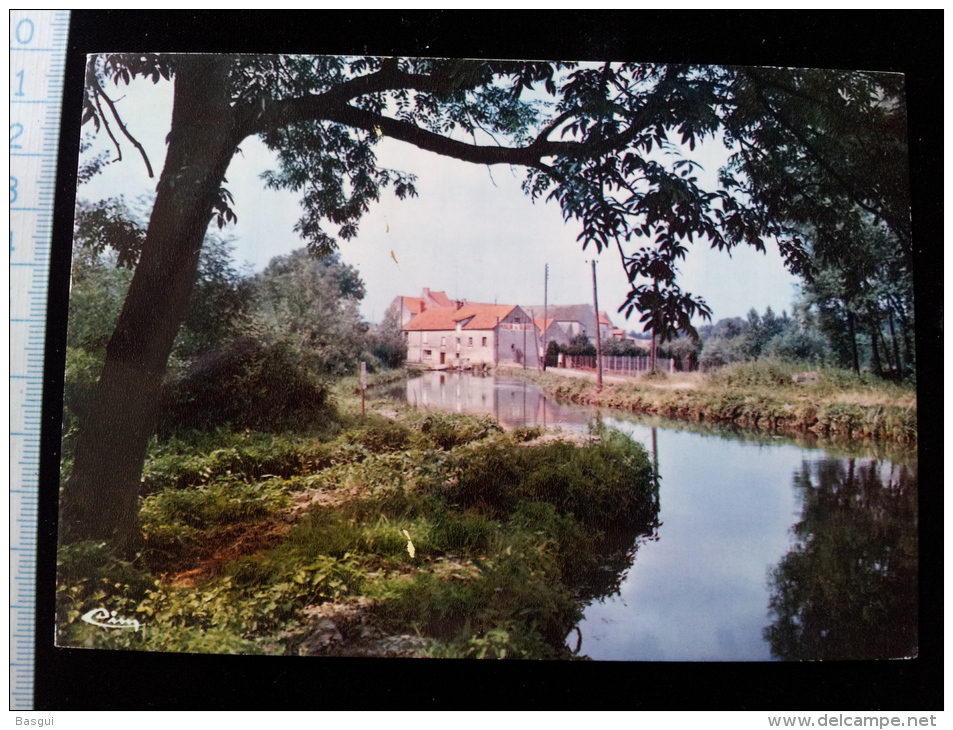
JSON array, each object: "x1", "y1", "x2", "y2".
[{"x1": 372, "y1": 371, "x2": 918, "y2": 661}]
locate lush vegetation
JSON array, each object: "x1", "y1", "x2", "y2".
[
  {"x1": 57, "y1": 54, "x2": 914, "y2": 661},
  {"x1": 65, "y1": 54, "x2": 911, "y2": 550},
  {"x1": 512, "y1": 360, "x2": 917, "y2": 444},
  {"x1": 57, "y1": 404, "x2": 659, "y2": 659}
]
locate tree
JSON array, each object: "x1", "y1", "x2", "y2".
[
  {"x1": 63, "y1": 55, "x2": 911, "y2": 551},
  {"x1": 367, "y1": 302, "x2": 408, "y2": 370},
  {"x1": 250, "y1": 248, "x2": 367, "y2": 376},
  {"x1": 717, "y1": 67, "x2": 910, "y2": 280},
  {"x1": 799, "y1": 219, "x2": 914, "y2": 377}
]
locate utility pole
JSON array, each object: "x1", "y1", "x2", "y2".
[
  {"x1": 543, "y1": 263, "x2": 548, "y2": 372},
  {"x1": 591, "y1": 260, "x2": 603, "y2": 391}
]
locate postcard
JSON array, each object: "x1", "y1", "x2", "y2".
[{"x1": 52, "y1": 52, "x2": 917, "y2": 670}]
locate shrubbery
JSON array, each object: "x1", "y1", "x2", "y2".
[
  {"x1": 157, "y1": 337, "x2": 333, "y2": 436},
  {"x1": 57, "y1": 407, "x2": 660, "y2": 659}
]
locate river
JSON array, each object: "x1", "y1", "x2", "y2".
[{"x1": 372, "y1": 371, "x2": 919, "y2": 661}]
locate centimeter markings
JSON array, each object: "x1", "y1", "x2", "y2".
[{"x1": 10, "y1": 9, "x2": 71, "y2": 711}]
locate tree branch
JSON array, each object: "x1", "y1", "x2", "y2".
[{"x1": 90, "y1": 74, "x2": 155, "y2": 178}]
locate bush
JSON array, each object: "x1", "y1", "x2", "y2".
[
  {"x1": 446, "y1": 427, "x2": 657, "y2": 530},
  {"x1": 142, "y1": 432, "x2": 338, "y2": 493},
  {"x1": 344, "y1": 415, "x2": 416, "y2": 452},
  {"x1": 140, "y1": 478, "x2": 290, "y2": 532},
  {"x1": 416, "y1": 412, "x2": 502, "y2": 450},
  {"x1": 157, "y1": 337, "x2": 333, "y2": 435},
  {"x1": 762, "y1": 329, "x2": 830, "y2": 365},
  {"x1": 705, "y1": 359, "x2": 803, "y2": 388}
]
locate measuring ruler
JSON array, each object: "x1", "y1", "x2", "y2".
[{"x1": 10, "y1": 9, "x2": 70, "y2": 711}]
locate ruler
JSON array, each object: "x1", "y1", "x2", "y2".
[{"x1": 9, "y1": 9, "x2": 70, "y2": 711}]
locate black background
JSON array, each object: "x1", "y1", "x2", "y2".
[{"x1": 33, "y1": 10, "x2": 942, "y2": 710}]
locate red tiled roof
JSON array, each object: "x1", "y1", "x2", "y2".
[
  {"x1": 598, "y1": 310, "x2": 613, "y2": 326},
  {"x1": 534, "y1": 318, "x2": 555, "y2": 332},
  {"x1": 402, "y1": 297, "x2": 425, "y2": 314},
  {"x1": 427, "y1": 290, "x2": 454, "y2": 308},
  {"x1": 405, "y1": 303, "x2": 516, "y2": 331}
]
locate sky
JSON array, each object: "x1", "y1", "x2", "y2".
[{"x1": 77, "y1": 62, "x2": 800, "y2": 329}]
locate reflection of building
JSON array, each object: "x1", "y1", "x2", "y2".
[{"x1": 405, "y1": 371, "x2": 593, "y2": 431}]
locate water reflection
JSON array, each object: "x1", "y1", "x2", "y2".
[
  {"x1": 394, "y1": 371, "x2": 596, "y2": 431},
  {"x1": 764, "y1": 458, "x2": 918, "y2": 660},
  {"x1": 372, "y1": 372, "x2": 918, "y2": 661}
]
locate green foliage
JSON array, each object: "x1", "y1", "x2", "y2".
[
  {"x1": 720, "y1": 67, "x2": 909, "y2": 276},
  {"x1": 73, "y1": 196, "x2": 147, "y2": 269},
  {"x1": 71, "y1": 199, "x2": 251, "y2": 365},
  {"x1": 761, "y1": 329, "x2": 828, "y2": 364},
  {"x1": 562, "y1": 333, "x2": 596, "y2": 357},
  {"x1": 511, "y1": 425, "x2": 542, "y2": 442},
  {"x1": 799, "y1": 220, "x2": 914, "y2": 379},
  {"x1": 704, "y1": 360, "x2": 808, "y2": 389},
  {"x1": 171, "y1": 234, "x2": 253, "y2": 363},
  {"x1": 699, "y1": 305, "x2": 830, "y2": 371},
  {"x1": 342, "y1": 415, "x2": 416, "y2": 452},
  {"x1": 657, "y1": 335, "x2": 701, "y2": 368},
  {"x1": 366, "y1": 302, "x2": 408, "y2": 370},
  {"x1": 416, "y1": 412, "x2": 503, "y2": 450},
  {"x1": 142, "y1": 431, "x2": 339, "y2": 493},
  {"x1": 251, "y1": 248, "x2": 368, "y2": 377},
  {"x1": 445, "y1": 426, "x2": 657, "y2": 530},
  {"x1": 55, "y1": 541, "x2": 157, "y2": 646},
  {"x1": 157, "y1": 336, "x2": 333, "y2": 435},
  {"x1": 703, "y1": 360, "x2": 904, "y2": 393},
  {"x1": 59, "y1": 413, "x2": 660, "y2": 658},
  {"x1": 140, "y1": 478, "x2": 289, "y2": 535}
]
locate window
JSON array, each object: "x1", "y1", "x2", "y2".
[
  {"x1": 468, "y1": 337, "x2": 473, "y2": 347},
  {"x1": 514, "y1": 316, "x2": 521, "y2": 323},
  {"x1": 441, "y1": 336, "x2": 446, "y2": 346},
  {"x1": 423, "y1": 350, "x2": 432, "y2": 360},
  {"x1": 456, "y1": 337, "x2": 461, "y2": 345},
  {"x1": 482, "y1": 337, "x2": 487, "y2": 347},
  {"x1": 422, "y1": 333, "x2": 428, "y2": 344}
]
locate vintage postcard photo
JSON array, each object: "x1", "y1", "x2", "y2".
[{"x1": 54, "y1": 53, "x2": 917, "y2": 663}]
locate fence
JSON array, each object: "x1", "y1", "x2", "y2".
[{"x1": 563, "y1": 354, "x2": 677, "y2": 373}]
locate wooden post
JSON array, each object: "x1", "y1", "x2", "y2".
[{"x1": 360, "y1": 361, "x2": 367, "y2": 416}]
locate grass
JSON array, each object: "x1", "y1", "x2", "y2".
[
  {"x1": 513, "y1": 360, "x2": 917, "y2": 443},
  {"x1": 56, "y1": 397, "x2": 659, "y2": 660}
]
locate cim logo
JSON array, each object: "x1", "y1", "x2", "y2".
[{"x1": 80, "y1": 607, "x2": 141, "y2": 631}]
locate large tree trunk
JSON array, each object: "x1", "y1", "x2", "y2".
[{"x1": 60, "y1": 57, "x2": 242, "y2": 553}]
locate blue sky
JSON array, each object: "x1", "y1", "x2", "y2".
[{"x1": 78, "y1": 63, "x2": 799, "y2": 329}]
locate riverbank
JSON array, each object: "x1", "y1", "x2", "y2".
[
  {"x1": 56, "y1": 397, "x2": 659, "y2": 660},
  {"x1": 501, "y1": 361, "x2": 917, "y2": 443}
]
